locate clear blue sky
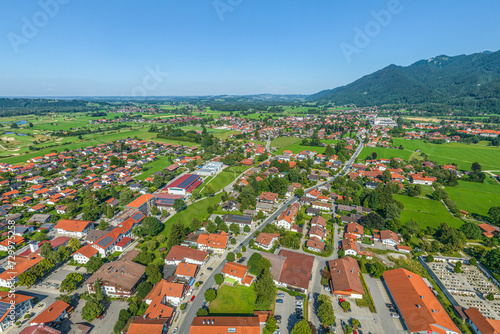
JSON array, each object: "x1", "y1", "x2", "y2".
[{"x1": 0, "y1": 0, "x2": 499, "y2": 96}]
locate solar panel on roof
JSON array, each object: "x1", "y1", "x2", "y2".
[{"x1": 97, "y1": 236, "x2": 114, "y2": 248}]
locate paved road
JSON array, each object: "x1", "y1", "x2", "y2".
[{"x1": 178, "y1": 136, "x2": 364, "y2": 333}]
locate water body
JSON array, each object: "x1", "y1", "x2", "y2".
[{"x1": 0, "y1": 120, "x2": 27, "y2": 125}]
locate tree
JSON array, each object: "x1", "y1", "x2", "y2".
[
  {"x1": 143, "y1": 217, "x2": 163, "y2": 236},
  {"x1": 146, "y1": 263, "x2": 163, "y2": 284},
  {"x1": 190, "y1": 218, "x2": 202, "y2": 231},
  {"x1": 469, "y1": 257, "x2": 477, "y2": 266},
  {"x1": 173, "y1": 199, "x2": 186, "y2": 211},
  {"x1": 214, "y1": 273, "x2": 224, "y2": 285},
  {"x1": 167, "y1": 222, "x2": 186, "y2": 249},
  {"x1": 206, "y1": 221, "x2": 217, "y2": 233},
  {"x1": 486, "y1": 292, "x2": 495, "y2": 301},
  {"x1": 66, "y1": 238, "x2": 80, "y2": 252},
  {"x1": 384, "y1": 203, "x2": 401, "y2": 221},
  {"x1": 471, "y1": 162, "x2": 482, "y2": 173},
  {"x1": 119, "y1": 190, "x2": 135, "y2": 206},
  {"x1": 244, "y1": 225, "x2": 251, "y2": 233},
  {"x1": 488, "y1": 206, "x2": 500, "y2": 225},
  {"x1": 151, "y1": 205, "x2": 160, "y2": 216},
  {"x1": 358, "y1": 212, "x2": 385, "y2": 230},
  {"x1": 265, "y1": 316, "x2": 278, "y2": 334},
  {"x1": 85, "y1": 256, "x2": 104, "y2": 274},
  {"x1": 196, "y1": 308, "x2": 209, "y2": 316},
  {"x1": 344, "y1": 324, "x2": 353, "y2": 334},
  {"x1": 382, "y1": 169, "x2": 392, "y2": 183},
  {"x1": 229, "y1": 223, "x2": 240, "y2": 235},
  {"x1": 341, "y1": 301, "x2": 350, "y2": 312},
  {"x1": 352, "y1": 319, "x2": 360, "y2": 328},
  {"x1": 94, "y1": 280, "x2": 104, "y2": 301},
  {"x1": 82, "y1": 299, "x2": 103, "y2": 322},
  {"x1": 460, "y1": 222, "x2": 483, "y2": 240},
  {"x1": 60, "y1": 273, "x2": 84, "y2": 292},
  {"x1": 317, "y1": 294, "x2": 335, "y2": 327},
  {"x1": 106, "y1": 205, "x2": 114, "y2": 219},
  {"x1": 205, "y1": 183, "x2": 215, "y2": 196},
  {"x1": 226, "y1": 252, "x2": 235, "y2": 262},
  {"x1": 136, "y1": 281, "x2": 153, "y2": 300},
  {"x1": 426, "y1": 255, "x2": 434, "y2": 262},
  {"x1": 368, "y1": 262, "x2": 386, "y2": 278},
  {"x1": 405, "y1": 219, "x2": 421, "y2": 235},
  {"x1": 40, "y1": 242, "x2": 53, "y2": 258},
  {"x1": 255, "y1": 268, "x2": 276, "y2": 309},
  {"x1": 247, "y1": 253, "x2": 271, "y2": 276},
  {"x1": 295, "y1": 188, "x2": 305, "y2": 197},
  {"x1": 454, "y1": 261, "x2": 462, "y2": 273},
  {"x1": 291, "y1": 320, "x2": 312, "y2": 334},
  {"x1": 204, "y1": 289, "x2": 217, "y2": 302}
]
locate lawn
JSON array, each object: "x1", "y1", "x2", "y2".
[
  {"x1": 394, "y1": 194, "x2": 463, "y2": 229},
  {"x1": 445, "y1": 181, "x2": 500, "y2": 217},
  {"x1": 203, "y1": 170, "x2": 237, "y2": 193},
  {"x1": 359, "y1": 146, "x2": 413, "y2": 161},
  {"x1": 136, "y1": 156, "x2": 172, "y2": 181},
  {"x1": 209, "y1": 285, "x2": 257, "y2": 315},
  {"x1": 270, "y1": 137, "x2": 302, "y2": 150},
  {"x1": 160, "y1": 193, "x2": 223, "y2": 235}
]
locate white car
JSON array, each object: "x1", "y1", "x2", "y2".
[{"x1": 391, "y1": 313, "x2": 400, "y2": 319}]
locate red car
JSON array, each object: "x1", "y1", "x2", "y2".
[{"x1": 190, "y1": 295, "x2": 195, "y2": 302}]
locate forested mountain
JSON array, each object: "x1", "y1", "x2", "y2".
[{"x1": 308, "y1": 50, "x2": 500, "y2": 112}]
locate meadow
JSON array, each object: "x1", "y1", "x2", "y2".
[
  {"x1": 359, "y1": 146, "x2": 413, "y2": 161},
  {"x1": 209, "y1": 285, "x2": 257, "y2": 315},
  {"x1": 394, "y1": 194, "x2": 463, "y2": 229},
  {"x1": 135, "y1": 156, "x2": 172, "y2": 181},
  {"x1": 445, "y1": 180, "x2": 500, "y2": 217}
]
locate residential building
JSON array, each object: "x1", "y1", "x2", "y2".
[
  {"x1": 275, "y1": 203, "x2": 299, "y2": 230},
  {"x1": 345, "y1": 223, "x2": 364, "y2": 238},
  {"x1": 175, "y1": 262, "x2": 198, "y2": 280},
  {"x1": 222, "y1": 262, "x2": 253, "y2": 285},
  {"x1": 30, "y1": 300, "x2": 72, "y2": 327},
  {"x1": 72, "y1": 244, "x2": 99, "y2": 264},
  {"x1": 125, "y1": 194, "x2": 155, "y2": 215},
  {"x1": 465, "y1": 307, "x2": 500, "y2": 334},
  {"x1": 306, "y1": 237, "x2": 325, "y2": 252},
  {"x1": 223, "y1": 214, "x2": 252, "y2": 229},
  {"x1": 144, "y1": 279, "x2": 185, "y2": 307},
  {"x1": 54, "y1": 219, "x2": 94, "y2": 238},
  {"x1": 261, "y1": 250, "x2": 314, "y2": 293},
  {"x1": 373, "y1": 230, "x2": 401, "y2": 246},
  {"x1": 190, "y1": 316, "x2": 261, "y2": 334},
  {"x1": 255, "y1": 233, "x2": 279, "y2": 251},
  {"x1": 196, "y1": 232, "x2": 229, "y2": 254},
  {"x1": 164, "y1": 245, "x2": 209, "y2": 266},
  {"x1": 0, "y1": 291, "x2": 33, "y2": 332},
  {"x1": 86, "y1": 259, "x2": 145, "y2": 298}
]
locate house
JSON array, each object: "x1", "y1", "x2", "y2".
[
  {"x1": 255, "y1": 233, "x2": 280, "y2": 251},
  {"x1": 305, "y1": 207, "x2": 321, "y2": 216},
  {"x1": 127, "y1": 317, "x2": 172, "y2": 334},
  {"x1": 72, "y1": 244, "x2": 99, "y2": 264},
  {"x1": 222, "y1": 262, "x2": 254, "y2": 285},
  {"x1": 55, "y1": 205, "x2": 67, "y2": 214},
  {"x1": 275, "y1": 203, "x2": 299, "y2": 230},
  {"x1": 144, "y1": 279, "x2": 185, "y2": 307},
  {"x1": 383, "y1": 269, "x2": 460, "y2": 334},
  {"x1": 373, "y1": 230, "x2": 400, "y2": 246},
  {"x1": 308, "y1": 225, "x2": 326, "y2": 240},
  {"x1": 342, "y1": 239, "x2": 359, "y2": 256},
  {"x1": 175, "y1": 262, "x2": 198, "y2": 280},
  {"x1": 30, "y1": 300, "x2": 72, "y2": 327},
  {"x1": 0, "y1": 254, "x2": 42, "y2": 288},
  {"x1": 328, "y1": 257, "x2": 365, "y2": 299},
  {"x1": 54, "y1": 219, "x2": 94, "y2": 238},
  {"x1": 0, "y1": 235, "x2": 25, "y2": 251},
  {"x1": 190, "y1": 316, "x2": 261, "y2": 334},
  {"x1": 27, "y1": 214, "x2": 51, "y2": 224},
  {"x1": 19, "y1": 324, "x2": 61, "y2": 334},
  {"x1": 411, "y1": 174, "x2": 437, "y2": 185},
  {"x1": 312, "y1": 201, "x2": 331, "y2": 212},
  {"x1": 164, "y1": 245, "x2": 209, "y2": 266},
  {"x1": 196, "y1": 233, "x2": 229, "y2": 254},
  {"x1": 13, "y1": 225, "x2": 34, "y2": 236},
  {"x1": 464, "y1": 307, "x2": 500, "y2": 334},
  {"x1": 256, "y1": 202, "x2": 274, "y2": 212},
  {"x1": 221, "y1": 200, "x2": 240, "y2": 212},
  {"x1": 261, "y1": 250, "x2": 314, "y2": 293},
  {"x1": 223, "y1": 214, "x2": 252, "y2": 229},
  {"x1": 310, "y1": 216, "x2": 326, "y2": 228},
  {"x1": 258, "y1": 192, "x2": 278, "y2": 204},
  {"x1": 345, "y1": 223, "x2": 364, "y2": 238},
  {"x1": 86, "y1": 259, "x2": 145, "y2": 298},
  {"x1": 478, "y1": 223, "x2": 500, "y2": 238},
  {"x1": 0, "y1": 291, "x2": 34, "y2": 332},
  {"x1": 306, "y1": 237, "x2": 325, "y2": 252}
]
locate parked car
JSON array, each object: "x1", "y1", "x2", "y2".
[
  {"x1": 296, "y1": 295, "x2": 303, "y2": 301},
  {"x1": 190, "y1": 296, "x2": 196, "y2": 302},
  {"x1": 207, "y1": 267, "x2": 213, "y2": 271},
  {"x1": 385, "y1": 303, "x2": 393, "y2": 308},
  {"x1": 323, "y1": 286, "x2": 331, "y2": 292},
  {"x1": 308, "y1": 293, "x2": 312, "y2": 302},
  {"x1": 277, "y1": 293, "x2": 285, "y2": 297},
  {"x1": 389, "y1": 308, "x2": 396, "y2": 313},
  {"x1": 276, "y1": 299, "x2": 283, "y2": 304},
  {"x1": 391, "y1": 313, "x2": 400, "y2": 319}
]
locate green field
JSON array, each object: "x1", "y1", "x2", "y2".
[
  {"x1": 445, "y1": 180, "x2": 500, "y2": 217},
  {"x1": 359, "y1": 146, "x2": 413, "y2": 161},
  {"x1": 394, "y1": 194, "x2": 463, "y2": 229},
  {"x1": 209, "y1": 285, "x2": 257, "y2": 315},
  {"x1": 270, "y1": 137, "x2": 302, "y2": 150},
  {"x1": 160, "y1": 193, "x2": 223, "y2": 235},
  {"x1": 136, "y1": 156, "x2": 172, "y2": 181},
  {"x1": 393, "y1": 139, "x2": 500, "y2": 171},
  {"x1": 203, "y1": 170, "x2": 237, "y2": 193}
]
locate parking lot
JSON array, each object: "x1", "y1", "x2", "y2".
[
  {"x1": 42, "y1": 263, "x2": 88, "y2": 288},
  {"x1": 274, "y1": 291, "x2": 304, "y2": 334}
]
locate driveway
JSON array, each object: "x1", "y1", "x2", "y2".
[{"x1": 70, "y1": 300, "x2": 128, "y2": 334}]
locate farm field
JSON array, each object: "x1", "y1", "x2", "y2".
[
  {"x1": 445, "y1": 180, "x2": 500, "y2": 217},
  {"x1": 209, "y1": 285, "x2": 257, "y2": 315},
  {"x1": 392, "y1": 139, "x2": 500, "y2": 171},
  {"x1": 394, "y1": 194, "x2": 463, "y2": 229}
]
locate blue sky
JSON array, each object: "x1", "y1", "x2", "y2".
[{"x1": 0, "y1": 0, "x2": 499, "y2": 96}]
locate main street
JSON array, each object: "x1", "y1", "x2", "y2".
[{"x1": 177, "y1": 136, "x2": 364, "y2": 334}]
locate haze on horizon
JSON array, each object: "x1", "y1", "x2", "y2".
[{"x1": 1, "y1": 0, "x2": 499, "y2": 97}]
